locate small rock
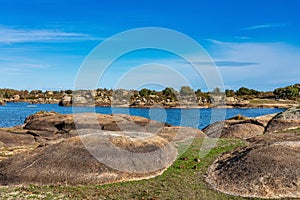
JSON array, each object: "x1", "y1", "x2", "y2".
[
  {"x1": 179, "y1": 165, "x2": 185, "y2": 169},
  {"x1": 180, "y1": 157, "x2": 189, "y2": 161}
]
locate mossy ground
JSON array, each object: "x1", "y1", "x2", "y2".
[{"x1": 0, "y1": 138, "x2": 266, "y2": 200}]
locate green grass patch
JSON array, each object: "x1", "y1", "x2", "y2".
[
  {"x1": 249, "y1": 99, "x2": 278, "y2": 104},
  {"x1": 0, "y1": 138, "x2": 265, "y2": 200}
]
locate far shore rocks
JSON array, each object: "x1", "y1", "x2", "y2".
[
  {"x1": 0, "y1": 99, "x2": 5, "y2": 106},
  {"x1": 58, "y1": 95, "x2": 72, "y2": 106}
]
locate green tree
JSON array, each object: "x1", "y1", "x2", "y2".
[
  {"x1": 139, "y1": 88, "x2": 151, "y2": 97},
  {"x1": 225, "y1": 89, "x2": 235, "y2": 97},
  {"x1": 179, "y1": 86, "x2": 194, "y2": 96},
  {"x1": 162, "y1": 87, "x2": 177, "y2": 100},
  {"x1": 236, "y1": 87, "x2": 260, "y2": 96},
  {"x1": 195, "y1": 89, "x2": 202, "y2": 96},
  {"x1": 65, "y1": 90, "x2": 73, "y2": 95},
  {"x1": 274, "y1": 86, "x2": 299, "y2": 99}
]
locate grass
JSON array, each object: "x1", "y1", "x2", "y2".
[
  {"x1": 249, "y1": 99, "x2": 279, "y2": 104},
  {"x1": 0, "y1": 138, "x2": 266, "y2": 200}
]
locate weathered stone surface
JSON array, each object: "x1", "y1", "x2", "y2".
[
  {"x1": 265, "y1": 106, "x2": 300, "y2": 133},
  {"x1": 0, "y1": 99, "x2": 5, "y2": 106},
  {"x1": 206, "y1": 132, "x2": 300, "y2": 199},
  {"x1": 253, "y1": 113, "x2": 277, "y2": 127},
  {"x1": 58, "y1": 95, "x2": 72, "y2": 106},
  {"x1": 0, "y1": 111, "x2": 207, "y2": 186},
  {"x1": 0, "y1": 141, "x2": 5, "y2": 148},
  {"x1": 158, "y1": 126, "x2": 206, "y2": 142},
  {"x1": 0, "y1": 130, "x2": 35, "y2": 148},
  {"x1": 0, "y1": 132, "x2": 177, "y2": 186},
  {"x1": 23, "y1": 112, "x2": 206, "y2": 143},
  {"x1": 202, "y1": 116, "x2": 265, "y2": 139}
]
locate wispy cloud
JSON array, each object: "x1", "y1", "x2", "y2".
[
  {"x1": 14, "y1": 63, "x2": 51, "y2": 69},
  {"x1": 215, "y1": 61, "x2": 258, "y2": 67},
  {"x1": 243, "y1": 23, "x2": 287, "y2": 30},
  {"x1": 0, "y1": 25, "x2": 100, "y2": 43},
  {"x1": 234, "y1": 36, "x2": 251, "y2": 40},
  {"x1": 204, "y1": 39, "x2": 225, "y2": 44},
  {"x1": 1, "y1": 63, "x2": 51, "y2": 75},
  {"x1": 176, "y1": 60, "x2": 258, "y2": 67},
  {"x1": 207, "y1": 39, "x2": 300, "y2": 90}
]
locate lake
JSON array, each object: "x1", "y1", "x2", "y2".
[{"x1": 0, "y1": 102, "x2": 285, "y2": 129}]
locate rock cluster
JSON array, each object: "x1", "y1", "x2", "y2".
[
  {"x1": 265, "y1": 106, "x2": 300, "y2": 133},
  {"x1": 0, "y1": 133, "x2": 177, "y2": 186},
  {"x1": 206, "y1": 106, "x2": 300, "y2": 199},
  {"x1": 2, "y1": 105, "x2": 300, "y2": 197},
  {"x1": 0, "y1": 111, "x2": 205, "y2": 186},
  {"x1": 202, "y1": 114, "x2": 274, "y2": 139},
  {"x1": 0, "y1": 99, "x2": 5, "y2": 106},
  {"x1": 58, "y1": 95, "x2": 72, "y2": 106}
]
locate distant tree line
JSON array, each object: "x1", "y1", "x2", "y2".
[{"x1": 0, "y1": 84, "x2": 299, "y2": 101}]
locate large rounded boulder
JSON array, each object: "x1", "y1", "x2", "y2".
[
  {"x1": 0, "y1": 132, "x2": 177, "y2": 186},
  {"x1": 23, "y1": 112, "x2": 206, "y2": 144},
  {"x1": 206, "y1": 132, "x2": 300, "y2": 199},
  {"x1": 0, "y1": 111, "x2": 206, "y2": 186},
  {"x1": 265, "y1": 106, "x2": 300, "y2": 133},
  {"x1": 202, "y1": 115, "x2": 265, "y2": 139},
  {"x1": 0, "y1": 130, "x2": 35, "y2": 148}
]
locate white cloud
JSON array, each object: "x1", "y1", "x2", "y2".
[
  {"x1": 0, "y1": 25, "x2": 100, "y2": 43},
  {"x1": 14, "y1": 63, "x2": 51, "y2": 69},
  {"x1": 243, "y1": 23, "x2": 287, "y2": 30},
  {"x1": 207, "y1": 40, "x2": 300, "y2": 90}
]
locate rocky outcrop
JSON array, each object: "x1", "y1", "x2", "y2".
[
  {"x1": 0, "y1": 111, "x2": 206, "y2": 186},
  {"x1": 202, "y1": 115, "x2": 266, "y2": 139},
  {"x1": 58, "y1": 95, "x2": 72, "y2": 106},
  {"x1": 23, "y1": 112, "x2": 206, "y2": 144},
  {"x1": 0, "y1": 99, "x2": 5, "y2": 106},
  {"x1": 0, "y1": 133, "x2": 177, "y2": 186},
  {"x1": 265, "y1": 106, "x2": 300, "y2": 133},
  {"x1": 0, "y1": 141, "x2": 5, "y2": 148},
  {"x1": 205, "y1": 109, "x2": 300, "y2": 199},
  {"x1": 206, "y1": 132, "x2": 300, "y2": 199},
  {"x1": 0, "y1": 130, "x2": 35, "y2": 148}
]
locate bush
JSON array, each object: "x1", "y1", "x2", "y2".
[
  {"x1": 162, "y1": 87, "x2": 177, "y2": 100},
  {"x1": 139, "y1": 88, "x2": 155, "y2": 97},
  {"x1": 236, "y1": 87, "x2": 260, "y2": 97},
  {"x1": 225, "y1": 89, "x2": 235, "y2": 97},
  {"x1": 179, "y1": 86, "x2": 194, "y2": 96},
  {"x1": 274, "y1": 85, "x2": 299, "y2": 99}
]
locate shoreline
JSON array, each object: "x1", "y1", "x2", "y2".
[{"x1": 1, "y1": 100, "x2": 295, "y2": 109}]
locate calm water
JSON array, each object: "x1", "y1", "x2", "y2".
[{"x1": 0, "y1": 102, "x2": 285, "y2": 129}]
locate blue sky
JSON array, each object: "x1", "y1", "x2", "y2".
[{"x1": 0, "y1": 0, "x2": 300, "y2": 91}]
